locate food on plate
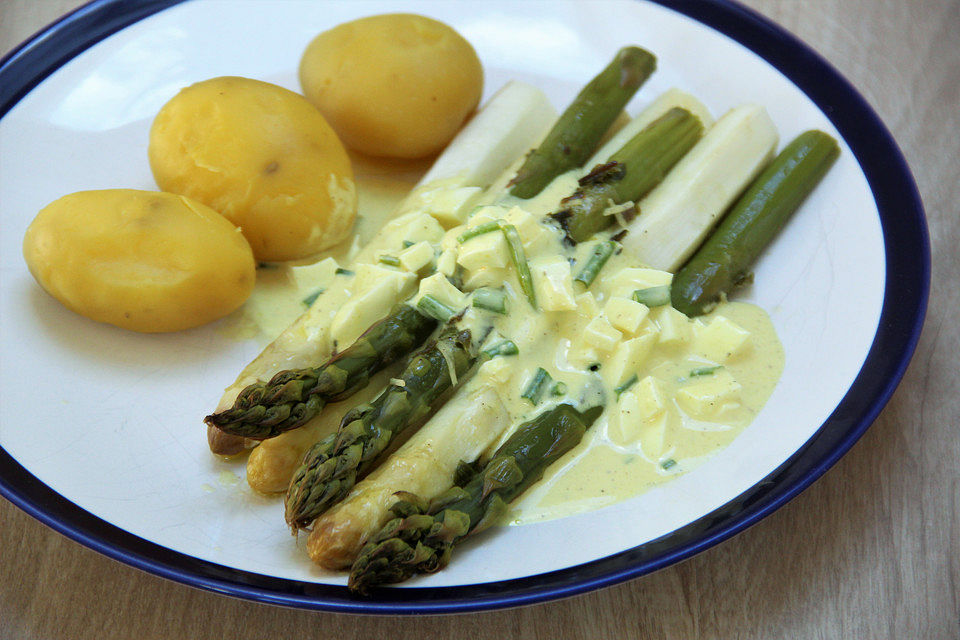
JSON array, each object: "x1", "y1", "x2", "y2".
[
  {"x1": 298, "y1": 13, "x2": 483, "y2": 159},
  {"x1": 193, "y1": 37, "x2": 837, "y2": 592},
  {"x1": 306, "y1": 384, "x2": 510, "y2": 569},
  {"x1": 22, "y1": 189, "x2": 255, "y2": 332},
  {"x1": 148, "y1": 76, "x2": 356, "y2": 261}
]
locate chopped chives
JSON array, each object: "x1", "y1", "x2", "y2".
[
  {"x1": 521, "y1": 367, "x2": 552, "y2": 404},
  {"x1": 661, "y1": 458, "x2": 677, "y2": 470},
  {"x1": 482, "y1": 340, "x2": 519, "y2": 358},
  {"x1": 416, "y1": 295, "x2": 456, "y2": 322},
  {"x1": 551, "y1": 381, "x2": 568, "y2": 396},
  {"x1": 690, "y1": 365, "x2": 723, "y2": 377},
  {"x1": 301, "y1": 288, "x2": 325, "y2": 307},
  {"x1": 573, "y1": 240, "x2": 617, "y2": 288},
  {"x1": 633, "y1": 285, "x2": 671, "y2": 307},
  {"x1": 499, "y1": 221, "x2": 537, "y2": 309},
  {"x1": 379, "y1": 255, "x2": 401, "y2": 267},
  {"x1": 472, "y1": 287, "x2": 507, "y2": 314},
  {"x1": 614, "y1": 374, "x2": 638, "y2": 399},
  {"x1": 402, "y1": 240, "x2": 416, "y2": 248},
  {"x1": 335, "y1": 267, "x2": 354, "y2": 276},
  {"x1": 456, "y1": 220, "x2": 500, "y2": 243}
]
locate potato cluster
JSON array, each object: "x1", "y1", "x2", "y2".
[{"x1": 23, "y1": 13, "x2": 482, "y2": 333}]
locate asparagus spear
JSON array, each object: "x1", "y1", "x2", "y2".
[
  {"x1": 284, "y1": 327, "x2": 478, "y2": 530},
  {"x1": 509, "y1": 46, "x2": 657, "y2": 199},
  {"x1": 204, "y1": 304, "x2": 437, "y2": 439},
  {"x1": 671, "y1": 130, "x2": 839, "y2": 316},
  {"x1": 551, "y1": 107, "x2": 705, "y2": 243},
  {"x1": 347, "y1": 403, "x2": 604, "y2": 594}
]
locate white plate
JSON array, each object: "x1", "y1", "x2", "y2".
[{"x1": 0, "y1": 0, "x2": 928, "y2": 613}]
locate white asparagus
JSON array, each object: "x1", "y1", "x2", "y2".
[
  {"x1": 620, "y1": 104, "x2": 779, "y2": 272},
  {"x1": 306, "y1": 383, "x2": 511, "y2": 568},
  {"x1": 207, "y1": 83, "x2": 556, "y2": 456}
]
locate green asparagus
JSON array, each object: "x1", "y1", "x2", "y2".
[
  {"x1": 509, "y1": 46, "x2": 656, "y2": 199},
  {"x1": 671, "y1": 130, "x2": 839, "y2": 316},
  {"x1": 551, "y1": 107, "x2": 705, "y2": 243},
  {"x1": 347, "y1": 403, "x2": 604, "y2": 594},
  {"x1": 204, "y1": 304, "x2": 437, "y2": 439},
  {"x1": 284, "y1": 328, "x2": 478, "y2": 530}
]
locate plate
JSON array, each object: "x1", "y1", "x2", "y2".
[{"x1": 0, "y1": 0, "x2": 928, "y2": 613}]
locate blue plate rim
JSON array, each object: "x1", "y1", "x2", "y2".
[{"x1": 0, "y1": 0, "x2": 929, "y2": 614}]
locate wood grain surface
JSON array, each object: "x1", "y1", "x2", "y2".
[{"x1": 1, "y1": 1, "x2": 957, "y2": 638}]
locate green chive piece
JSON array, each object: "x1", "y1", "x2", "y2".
[
  {"x1": 482, "y1": 340, "x2": 519, "y2": 358},
  {"x1": 690, "y1": 365, "x2": 723, "y2": 377},
  {"x1": 416, "y1": 295, "x2": 456, "y2": 322},
  {"x1": 661, "y1": 458, "x2": 677, "y2": 470},
  {"x1": 574, "y1": 240, "x2": 617, "y2": 288},
  {"x1": 498, "y1": 221, "x2": 537, "y2": 309},
  {"x1": 302, "y1": 289, "x2": 325, "y2": 307},
  {"x1": 336, "y1": 267, "x2": 354, "y2": 276},
  {"x1": 551, "y1": 381, "x2": 568, "y2": 396},
  {"x1": 614, "y1": 374, "x2": 639, "y2": 398},
  {"x1": 521, "y1": 367, "x2": 552, "y2": 404},
  {"x1": 456, "y1": 220, "x2": 501, "y2": 243},
  {"x1": 402, "y1": 240, "x2": 415, "y2": 248},
  {"x1": 379, "y1": 255, "x2": 401, "y2": 267},
  {"x1": 633, "y1": 285, "x2": 671, "y2": 307},
  {"x1": 472, "y1": 288, "x2": 507, "y2": 314}
]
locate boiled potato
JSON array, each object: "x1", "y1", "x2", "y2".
[
  {"x1": 149, "y1": 76, "x2": 356, "y2": 262},
  {"x1": 299, "y1": 14, "x2": 483, "y2": 159},
  {"x1": 23, "y1": 189, "x2": 256, "y2": 333}
]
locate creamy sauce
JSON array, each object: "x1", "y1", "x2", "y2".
[
  {"x1": 509, "y1": 301, "x2": 783, "y2": 524},
  {"x1": 226, "y1": 158, "x2": 785, "y2": 527}
]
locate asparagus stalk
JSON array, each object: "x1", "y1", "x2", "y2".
[
  {"x1": 284, "y1": 327, "x2": 478, "y2": 530},
  {"x1": 551, "y1": 107, "x2": 705, "y2": 243},
  {"x1": 347, "y1": 403, "x2": 604, "y2": 594},
  {"x1": 509, "y1": 46, "x2": 656, "y2": 199},
  {"x1": 205, "y1": 304, "x2": 437, "y2": 439},
  {"x1": 672, "y1": 130, "x2": 839, "y2": 316},
  {"x1": 306, "y1": 383, "x2": 511, "y2": 569}
]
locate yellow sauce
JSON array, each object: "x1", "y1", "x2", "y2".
[{"x1": 509, "y1": 301, "x2": 784, "y2": 524}]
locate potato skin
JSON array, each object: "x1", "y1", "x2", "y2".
[
  {"x1": 149, "y1": 76, "x2": 356, "y2": 262},
  {"x1": 23, "y1": 189, "x2": 256, "y2": 333},
  {"x1": 299, "y1": 13, "x2": 483, "y2": 159}
]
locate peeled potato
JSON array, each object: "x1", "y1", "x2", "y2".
[
  {"x1": 149, "y1": 76, "x2": 356, "y2": 262},
  {"x1": 299, "y1": 13, "x2": 483, "y2": 159},
  {"x1": 23, "y1": 189, "x2": 256, "y2": 333}
]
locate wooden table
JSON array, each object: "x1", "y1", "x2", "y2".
[{"x1": 2, "y1": 1, "x2": 957, "y2": 637}]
